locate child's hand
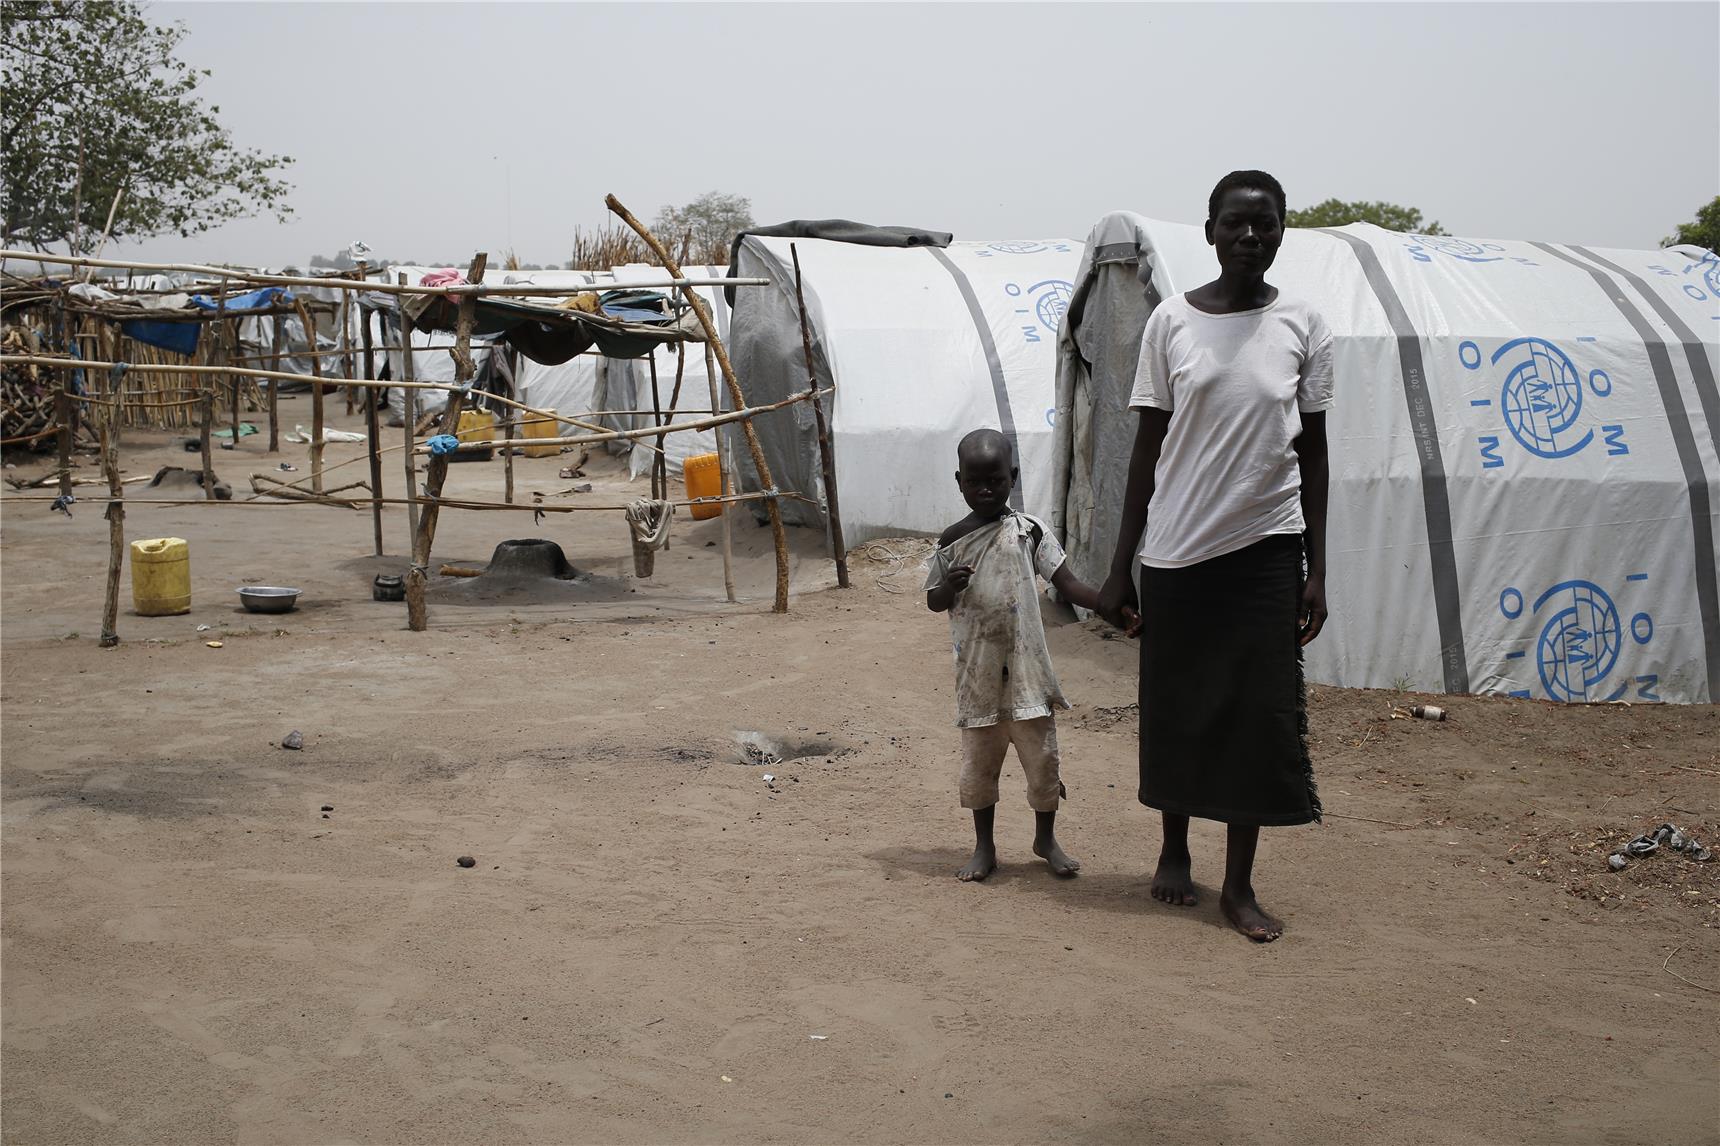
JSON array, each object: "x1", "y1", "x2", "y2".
[
  {"x1": 1121, "y1": 605, "x2": 1143, "y2": 638},
  {"x1": 945, "y1": 564, "x2": 974, "y2": 593}
]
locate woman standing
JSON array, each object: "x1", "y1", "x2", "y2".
[{"x1": 1098, "y1": 170, "x2": 1332, "y2": 942}]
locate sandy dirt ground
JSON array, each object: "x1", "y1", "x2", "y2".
[{"x1": 3, "y1": 408, "x2": 1718, "y2": 1145}]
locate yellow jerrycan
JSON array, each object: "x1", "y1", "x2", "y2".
[{"x1": 130, "y1": 537, "x2": 191, "y2": 616}]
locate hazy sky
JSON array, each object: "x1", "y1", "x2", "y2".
[{"x1": 124, "y1": 1, "x2": 1717, "y2": 267}]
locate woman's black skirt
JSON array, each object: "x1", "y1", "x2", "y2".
[{"x1": 1138, "y1": 533, "x2": 1320, "y2": 826}]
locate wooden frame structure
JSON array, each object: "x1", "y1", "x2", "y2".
[{"x1": 0, "y1": 195, "x2": 853, "y2": 641}]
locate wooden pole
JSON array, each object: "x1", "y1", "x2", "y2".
[
  {"x1": 661, "y1": 338, "x2": 688, "y2": 498},
  {"x1": 647, "y1": 354, "x2": 663, "y2": 501},
  {"x1": 1, "y1": 249, "x2": 762, "y2": 295},
  {"x1": 215, "y1": 284, "x2": 239, "y2": 453},
  {"x1": 790, "y1": 243, "x2": 850, "y2": 589},
  {"x1": 292, "y1": 297, "x2": 326, "y2": 493},
  {"x1": 98, "y1": 412, "x2": 124, "y2": 648},
  {"x1": 406, "y1": 252, "x2": 484, "y2": 632},
  {"x1": 267, "y1": 312, "x2": 284, "y2": 452},
  {"x1": 54, "y1": 385, "x2": 74, "y2": 498},
  {"x1": 199, "y1": 388, "x2": 216, "y2": 501},
  {"x1": 704, "y1": 341, "x2": 736, "y2": 603},
  {"x1": 340, "y1": 289, "x2": 356, "y2": 416},
  {"x1": 411, "y1": 388, "x2": 828, "y2": 454},
  {"x1": 605, "y1": 193, "x2": 790, "y2": 612},
  {"x1": 502, "y1": 346, "x2": 516, "y2": 505},
  {"x1": 361, "y1": 303, "x2": 384, "y2": 556},
  {"x1": 3, "y1": 355, "x2": 608, "y2": 431},
  {"x1": 398, "y1": 274, "x2": 419, "y2": 544}
]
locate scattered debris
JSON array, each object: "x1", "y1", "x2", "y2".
[
  {"x1": 809, "y1": 1034, "x2": 829, "y2": 1041},
  {"x1": 320, "y1": 804, "x2": 333, "y2": 812},
  {"x1": 1609, "y1": 822, "x2": 1713, "y2": 869},
  {"x1": 281, "y1": 730, "x2": 304, "y2": 750},
  {"x1": 204, "y1": 640, "x2": 224, "y2": 649},
  {"x1": 762, "y1": 773, "x2": 776, "y2": 785},
  {"x1": 456, "y1": 855, "x2": 476, "y2": 868}
]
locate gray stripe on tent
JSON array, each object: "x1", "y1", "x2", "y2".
[
  {"x1": 926, "y1": 247, "x2": 1023, "y2": 510},
  {"x1": 1533, "y1": 242, "x2": 1720, "y2": 700},
  {"x1": 1318, "y1": 228, "x2": 1469, "y2": 693},
  {"x1": 1569, "y1": 245, "x2": 1720, "y2": 468}
]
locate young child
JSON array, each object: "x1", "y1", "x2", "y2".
[{"x1": 924, "y1": 428, "x2": 1132, "y2": 881}]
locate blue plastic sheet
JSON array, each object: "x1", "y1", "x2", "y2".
[
  {"x1": 119, "y1": 320, "x2": 199, "y2": 357},
  {"x1": 190, "y1": 286, "x2": 294, "y2": 312}
]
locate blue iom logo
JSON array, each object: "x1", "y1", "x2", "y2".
[
  {"x1": 1466, "y1": 336, "x2": 1626, "y2": 466},
  {"x1": 1406, "y1": 235, "x2": 1539, "y2": 267},
  {"x1": 1496, "y1": 575, "x2": 1659, "y2": 702},
  {"x1": 1003, "y1": 279, "x2": 1074, "y2": 344}
]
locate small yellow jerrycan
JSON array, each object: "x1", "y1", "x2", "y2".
[{"x1": 130, "y1": 537, "x2": 191, "y2": 616}]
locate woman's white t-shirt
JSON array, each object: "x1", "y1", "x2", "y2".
[{"x1": 1129, "y1": 293, "x2": 1334, "y2": 569}]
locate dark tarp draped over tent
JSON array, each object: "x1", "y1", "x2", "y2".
[{"x1": 723, "y1": 220, "x2": 953, "y2": 307}]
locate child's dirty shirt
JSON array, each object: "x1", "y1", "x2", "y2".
[{"x1": 923, "y1": 512, "x2": 1070, "y2": 729}]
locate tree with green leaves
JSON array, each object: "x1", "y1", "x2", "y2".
[
  {"x1": 1, "y1": 0, "x2": 293, "y2": 254},
  {"x1": 654, "y1": 191, "x2": 754, "y2": 266},
  {"x1": 1663, "y1": 195, "x2": 1720, "y2": 253},
  {"x1": 1285, "y1": 199, "x2": 1447, "y2": 236}
]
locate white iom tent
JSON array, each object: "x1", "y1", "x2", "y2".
[
  {"x1": 1055, "y1": 212, "x2": 1720, "y2": 703},
  {"x1": 728, "y1": 236, "x2": 1084, "y2": 544}
]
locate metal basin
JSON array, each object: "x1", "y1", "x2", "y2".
[{"x1": 237, "y1": 585, "x2": 301, "y2": 614}]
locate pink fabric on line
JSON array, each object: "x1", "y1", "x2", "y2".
[{"x1": 419, "y1": 269, "x2": 466, "y2": 288}]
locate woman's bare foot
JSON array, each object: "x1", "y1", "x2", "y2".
[
  {"x1": 958, "y1": 842, "x2": 997, "y2": 882},
  {"x1": 1219, "y1": 889, "x2": 1284, "y2": 942},
  {"x1": 1151, "y1": 852, "x2": 1197, "y2": 905},
  {"x1": 1033, "y1": 836, "x2": 1081, "y2": 877}
]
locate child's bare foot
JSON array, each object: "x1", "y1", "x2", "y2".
[
  {"x1": 957, "y1": 843, "x2": 997, "y2": 882},
  {"x1": 1220, "y1": 889, "x2": 1284, "y2": 942},
  {"x1": 1033, "y1": 836, "x2": 1081, "y2": 877},
  {"x1": 1150, "y1": 851, "x2": 1197, "y2": 906}
]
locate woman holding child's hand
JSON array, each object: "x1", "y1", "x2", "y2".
[{"x1": 1100, "y1": 170, "x2": 1333, "y2": 943}]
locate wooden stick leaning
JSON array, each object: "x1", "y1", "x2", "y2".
[
  {"x1": 791, "y1": 243, "x2": 849, "y2": 589},
  {"x1": 98, "y1": 411, "x2": 124, "y2": 647},
  {"x1": 341, "y1": 290, "x2": 356, "y2": 417},
  {"x1": 406, "y1": 253, "x2": 485, "y2": 631},
  {"x1": 268, "y1": 312, "x2": 284, "y2": 451},
  {"x1": 607, "y1": 194, "x2": 790, "y2": 611},
  {"x1": 199, "y1": 388, "x2": 216, "y2": 502},
  {"x1": 293, "y1": 297, "x2": 326, "y2": 492},
  {"x1": 410, "y1": 388, "x2": 830, "y2": 454},
  {"x1": 55, "y1": 384, "x2": 73, "y2": 498},
  {"x1": 361, "y1": 305, "x2": 384, "y2": 555},
  {"x1": 398, "y1": 274, "x2": 420, "y2": 542},
  {"x1": 218, "y1": 284, "x2": 239, "y2": 456},
  {"x1": 704, "y1": 341, "x2": 736, "y2": 603},
  {"x1": 663, "y1": 339, "x2": 688, "y2": 498},
  {"x1": 647, "y1": 354, "x2": 663, "y2": 501},
  {"x1": 503, "y1": 346, "x2": 516, "y2": 505}
]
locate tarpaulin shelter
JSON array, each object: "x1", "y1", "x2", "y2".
[
  {"x1": 1055, "y1": 211, "x2": 1720, "y2": 703},
  {"x1": 727, "y1": 231, "x2": 1084, "y2": 544}
]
